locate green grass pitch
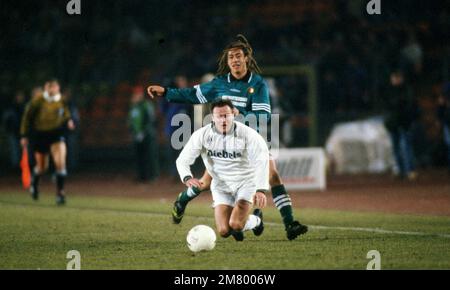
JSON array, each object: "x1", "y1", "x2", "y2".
[{"x1": 0, "y1": 192, "x2": 449, "y2": 269}]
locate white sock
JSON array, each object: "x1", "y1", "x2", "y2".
[
  {"x1": 186, "y1": 187, "x2": 197, "y2": 197},
  {"x1": 243, "y1": 214, "x2": 261, "y2": 232}
]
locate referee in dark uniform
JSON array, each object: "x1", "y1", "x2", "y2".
[{"x1": 20, "y1": 79, "x2": 75, "y2": 205}]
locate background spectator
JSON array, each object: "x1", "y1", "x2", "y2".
[
  {"x1": 384, "y1": 70, "x2": 419, "y2": 179},
  {"x1": 128, "y1": 85, "x2": 159, "y2": 182},
  {"x1": 2, "y1": 91, "x2": 26, "y2": 168}
]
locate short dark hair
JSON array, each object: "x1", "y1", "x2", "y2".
[
  {"x1": 210, "y1": 99, "x2": 234, "y2": 112},
  {"x1": 47, "y1": 78, "x2": 60, "y2": 84}
]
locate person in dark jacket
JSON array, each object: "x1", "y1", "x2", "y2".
[
  {"x1": 3, "y1": 91, "x2": 26, "y2": 168},
  {"x1": 438, "y1": 82, "x2": 450, "y2": 171},
  {"x1": 384, "y1": 70, "x2": 418, "y2": 180}
]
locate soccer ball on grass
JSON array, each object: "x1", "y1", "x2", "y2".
[{"x1": 186, "y1": 225, "x2": 216, "y2": 253}]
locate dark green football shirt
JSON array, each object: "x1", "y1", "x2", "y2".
[{"x1": 165, "y1": 72, "x2": 271, "y2": 120}]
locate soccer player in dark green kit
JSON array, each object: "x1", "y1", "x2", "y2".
[{"x1": 147, "y1": 35, "x2": 308, "y2": 240}]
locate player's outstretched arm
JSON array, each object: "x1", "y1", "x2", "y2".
[
  {"x1": 147, "y1": 78, "x2": 217, "y2": 104},
  {"x1": 147, "y1": 84, "x2": 198, "y2": 104}
]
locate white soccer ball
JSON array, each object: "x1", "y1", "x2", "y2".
[{"x1": 186, "y1": 225, "x2": 216, "y2": 253}]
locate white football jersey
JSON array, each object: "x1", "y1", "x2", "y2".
[{"x1": 176, "y1": 121, "x2": 270, "y2": 192}]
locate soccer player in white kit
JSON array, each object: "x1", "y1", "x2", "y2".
[{"x1": 176, "y1": 99, "x2": 268, "y2": 241}]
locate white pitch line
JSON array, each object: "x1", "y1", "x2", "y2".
[
  {"x1": 2, "y1": 200, "x2": 450, "y2": 239},
  {"x1": 292, "y1": 224, "x2": 450, "y2": 239}
]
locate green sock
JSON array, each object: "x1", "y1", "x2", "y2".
[
  {"x1": 271, "y1": 185, "x2": 294, "y2": 229},
  {"x1": 177, "y1": 186, "x2": 201, "y2": 206}
]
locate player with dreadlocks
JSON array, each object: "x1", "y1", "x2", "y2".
[{"x1": 147, "y1": 34, "x2": 308, "y2": 240}]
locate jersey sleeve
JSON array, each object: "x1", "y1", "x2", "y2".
[
  {"x1": 246, "y1": 128, "x2": 270, "y2": 192},
  {"x1": 175, "y1": 128, "x2": 205, "y2": 182},
  {"x1": 249, "y1": 81, "x2": 271, "y2": 118},
  {"x1": 165, "y1": 79, "x2": 218, "y2": 104},
  {"x1": 20, "y1": 99, "x2": 38, "y2": 137}
]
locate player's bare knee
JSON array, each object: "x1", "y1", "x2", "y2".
[
  {"x1": 199, "y1": 179, "x2": 211, "y2": 191},
  {"x1": 198, "y1": 183, "x2": 208, "y2": 192},
  {"x1": 229, "y1": 219, "x2": 245, "y2": 232},
  {"x1": 235, "y1": 200, "x2": 251, "y2": 213},
  {"x1": 35, "y1": 163, "x2": 47, "y2": 174},
  {"x1": 218, "y1": 226, "x2": 231, "y2": 238}
]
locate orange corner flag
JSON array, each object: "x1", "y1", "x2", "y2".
[{"x1": 20, "y1": 148, "x2": 31, "y2": 189}]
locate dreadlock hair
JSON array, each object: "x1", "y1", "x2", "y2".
[{"x1": 217, "y1": 34, "x2": 262, "y2": 75}]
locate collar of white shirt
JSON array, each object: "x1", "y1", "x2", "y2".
[{"x1": 43, "y1": 91, "x2": 61, "y2": 103}]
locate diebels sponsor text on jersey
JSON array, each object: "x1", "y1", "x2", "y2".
[{"x1": 207, "y1": 150, "x2": 242, "y2": 159}]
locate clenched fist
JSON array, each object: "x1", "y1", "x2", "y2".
[{"x1": 147, "y1": 85, "x2": 165, "y2": 99}]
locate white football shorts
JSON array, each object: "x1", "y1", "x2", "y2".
[{"x1": 211, "y1": 180, "x2": 255, "y2": 208}]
